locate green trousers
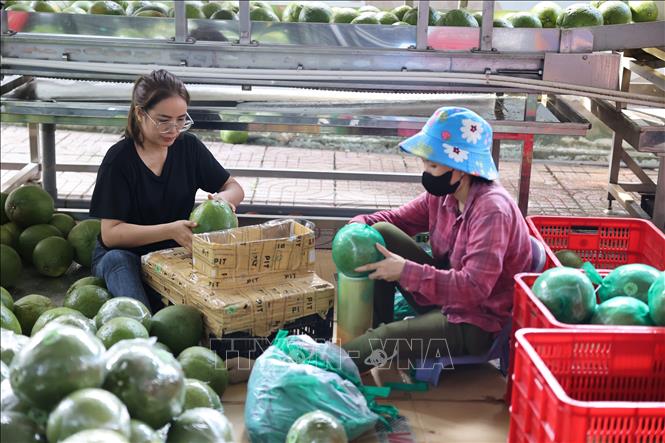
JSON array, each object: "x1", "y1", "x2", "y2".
[{"x1": 342, "y1": 222, "x2": 494, "y2": 373}]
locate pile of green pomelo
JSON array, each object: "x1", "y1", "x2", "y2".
[
  {"x1": 1, "y1": 184, "x2": 101, "y2": 286},
  {"x1": 0, "y1": 187, "x2": 332, "y2": 441},
  {"x1": 531, "y1": 249, "x2": 664, "y2": 327},
  {"x1": 1, "y1": 273, "x2": 236, "y2": 442},
  {"x1": 5, "y1": 1, "x2": 660, "y2": 27}
]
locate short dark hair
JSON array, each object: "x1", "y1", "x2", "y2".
[{"x1": 125, "y1": 69, "x2": 190, "y2": 145}]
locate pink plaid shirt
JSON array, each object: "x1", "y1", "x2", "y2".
[{"x1": 351, "y1": 182, "x2": 531, "y2": 333}]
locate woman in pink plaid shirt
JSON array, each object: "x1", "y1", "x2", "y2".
[{"x1": 343, "y1": 107, "x2": 532, "y2": 373}]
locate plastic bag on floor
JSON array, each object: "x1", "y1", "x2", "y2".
[
  {"x1": 245, "y1": 332, "x2": 396, "y2": 443},
  {"x1": 393, "y1": 290, "x2": 418, "y2": 321}
]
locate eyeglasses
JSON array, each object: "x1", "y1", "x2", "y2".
[{"x1": 142, "y1": 110, "x2": 194, "y2": 134}]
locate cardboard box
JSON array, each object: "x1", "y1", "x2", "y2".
[
  {"x1": 191, "y1": 219, "x2": 316, "y2": 288},
  {"x1": 141, "y1": 247, "x2": 334, "y2": 338}
]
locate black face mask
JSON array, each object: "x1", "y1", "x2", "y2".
[{"x1": 421, "y1": 171, "x2": 461, "y2": 196}]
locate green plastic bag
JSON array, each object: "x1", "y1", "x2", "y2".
[
  {"x1": 393, "y1": 290, "x2": 418, "y2": 321},
  {"x1": 245, "y1": 332, "x2": 398, "y2": 443},
  {"x1": 584, "y1": 263, "x2": 661, "y2": 304}
]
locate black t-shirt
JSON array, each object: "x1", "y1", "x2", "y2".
[{"x1": 90, "y1": 133, "x2": 230, "y2": 256}]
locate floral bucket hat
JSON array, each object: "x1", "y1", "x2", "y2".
[{"x1": 399, "y1": 107, "x2": 498, "y2": 180}]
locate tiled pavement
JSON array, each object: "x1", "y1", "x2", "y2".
[{"x1": 1, "y1": 124, "x2": 658, "y2": 217}]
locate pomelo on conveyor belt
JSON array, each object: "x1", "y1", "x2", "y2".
[
  {"x1": 350, "y1": 12, "x2": 380, "y2": 24},
  {"x1": 32, "y1": 0, "x2": 62, "y2": 13},
  {"x1": 96, "y1": 317, "x2": 149, "y2": 349},
  {"x1": 129, "y1": 419, "x2": 159, "y2": 443},
  {"x1": 46, "y1": 388, "x2": 131, "y2": 443},
  {"x1": 94, "y1": 297, "x2": 152, "y2": 329},
  {"x1": 67, "y1": 218, "x2": 101, "y2": 268},
  {"x1": 648, "y1": 272, "x2": 665, "y2": 326},
  {"x1": 282, "y1": 1, "x2": 305, "y2": 22},
  {"x1": 508, "y1": 11, "x2": 543, "y2": 28},
  {"x1": 104, "y1": 340, "x2": 185, "y2": 429},
  {"x1": 10, "y1": 324, "x2": 106, "y2": 410},
  {"x1": 286, "y1": 410, "x2": 348, "y2": 443},
  {"x1": 591, "y1": 296, "x2": 653, "y2": 326},
  {"x1": 591, "y1": 0, "x2": 629, "y2": 6},
  {"x1": 50, "y1": 213, "x2": 76, "y2": 237},
  {"x1": 402, "y1": 6, "x2": 437, "y2": 25},
  {"x1": 0, "y1": 245, "x2": 22, "y2": 288},
  {"x1": 12, "y1": 294, "x2": 55, "y2": 334},
  {"x1": 178, "y1": 346, "x2": 229, "y2": 396},
  {"x1": 31, "y1": 307, "x2": 86, "y2": 336},
  {"x1": 555, "y1": 249, "x2": 584, "y2": 268},
  {"x1": 211, "y1": 8, "x2": 238, "y2": 20},
  {"x1": 375, "y1": 11, "x2": 399, "y2": 24},
  {"x1": 332, "y1": 223, "x2": 386, "y2": 278},
  {"x1": 442, "y1": 8, "x2": 479, "y2": 27},
  {"x1": 6, "y1": 3, "x2": 36, "y2": 12},
  {"x1": 70, "y1": 0, "x2": 94, "y2": 12},
  {"x1": 597, "y1": 263, "x2": 661, "y2": 304},
  {"x1": 531, "y1": 1, "x2": 562, "y2": 28},
  {"x1": 150, "y1": 305, "x2": 203, "y2": 356},
  {"x1": 60, "y1": 429, "x2": 130, "y2": 443},
  {"x1": 33, "y1": 236, "x2": 74, "y2": 278},
  {"x1": 89, "y1": 0, "x2": 126, "y2": 15},
  {"x1": 65, "y1": 284, "x2": 112, "y2": 318},
  {"x1": 298, "y1": 1, "x2": 333, "y2": 23},
  {"x1": 62, "y1": 6, "x2": 87, "y2": 14},
  {"x1": 629, "y1": 0, "x2": 659, "y2": 22},
  {"x1": 183, "y1": 378, "x2": 223, "y2": 411},
  {"x1": 599, "y1": 0, "x2": 633, "y2": 24},
  {"x1": 166, "y1": 407, "x2": 234, "y2": 443},
  {"x1": 17, "y1": 224, "x2": 63, "y2": 263},
  {"x1": 557, "y1": 4, "x2": 604, "y2": 27},
  {"x1": 493, "y1": 18, "x2": 514, "y2": 28},
  {"x1": 250, "y1": 5, "x2": 280, "y2": 22},
  {"x1": 391, "y1": 4, "x2": 412, "y2": 20},
  {"x1": 5, "y1": 185, "x2": 54, "y2": 228},
  {"x1": 220, "y1": 130, "x2": 249, "y2": 144},
  {"x1": 472, "y1": 11, "x2": 482, "y2": 26},
  {"x1": 358, "y1": 5, "x2": 380, "y2": 13},
  {"x1": 67, "y1": 275, "x2": 107, "y2": 295},
  {"x1": 1, "y1": 304, "x2": 21, "y2": 335},
  {"x1": 1, "y1": 286, "x2": 14, "y2": 311},
  {"x1": 124, "y1": 0, "x2": 154, "y2": 16},
  {"x1": 331, "y1": 7, "x2": 359, "y2": 23},
  {"x1": 0, "y1": 411, "x2": 46, "y2": 443},
  {"x1": 531, "y1": 267, "x2": 596, "y2": 324},
  {"x1": 201, "y1": 1, "x2": 225, "y2": 18},
  {"x1": 189, "y1": 200, "x2": 238, "y2": 234}
]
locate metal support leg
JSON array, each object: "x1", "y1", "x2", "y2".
[
  {"x1": 415, "y1": 0, "x2": 429, "y2": 50},
  {"x1": 653, "y1": 155, "x2": 665, "y2": 231},
  {"x1": 518, "y1": 135, "x2": 534, "y2": 216},
  {"x1": 492, "y1": 139, "x2": 501, "y2": 171},
  {"x1": 40, "y1": 123, "x2": 57, "y2": 201},
  {"x1": 516, "y1": 94, "x2": 538, "y2": 216},
  {"x1": 606, "y1": 133, "x2": 623, "y2": 209},
  {"x1": 28, "y1": 123, "x2": 40, "y2": 163}
]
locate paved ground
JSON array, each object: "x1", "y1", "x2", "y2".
[{"x1": 1, "y1": 124, "x2": 657, "y2": 217}]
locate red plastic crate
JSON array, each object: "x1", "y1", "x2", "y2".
[
  {"x1": 526, "y1": 216, "x2": 665, "y2": 271},
  {"x1": 509, "y1": 329, "x2": 665, "y2": 443},
  {"x1": 506, "y1": 272, "x2": 663, "y2": 404}
]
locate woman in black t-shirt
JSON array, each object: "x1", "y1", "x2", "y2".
[{"x1": 89, "y1": 69, "x2": 244, "y2": 311}]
